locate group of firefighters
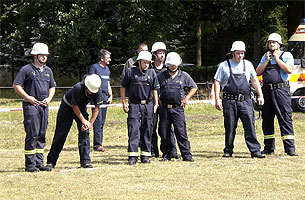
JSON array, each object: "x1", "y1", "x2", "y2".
[{"x1": 13, "y1": 32, "x2": 298, "y2": 172}]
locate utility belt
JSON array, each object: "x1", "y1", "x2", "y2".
[
  {"x1": 162, "y1": 103, "x2": 181, "y2": 109},
  {"x1": 263, "y1": 81, "x2": 289, "y2": 91},
  {"x1": 63, "y1": 95, "x2": 72, "y2": 107},
  {"x1": 222, "y1": 93, "x2": 251, "y2": 102},
  {"x1": 129, "y1": 99, "x2": 151, "y2": 104}
]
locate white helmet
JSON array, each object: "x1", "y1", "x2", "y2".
[
  {"x1": 165, "y1": 52, "x2": 182, "y2": 67},
  {"x1": 137, "y1": 51, "x2": 152, "y2": 61},
  {"x1": 151, "y1": 42, "x2": 166, "y2": 53},
  {"x1": 30, "y1": 43, "x2": 49, "y2": 55},
  {"x1": 267, "y1": 33, "x2": 282, "y2": 44},
  {"x1": 85, "y1": 74, "x2": 101, "y2": 93},
  {"x1": 230, "y1": 41, "x2": 246, "y2": 52}
]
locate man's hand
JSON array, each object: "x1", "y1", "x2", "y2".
[
  {"x1": 40, "y1": 97, "x2": 51, "y2": 107},
  {"x1": 153, "y1": 104, "x2": 158, "y2": 113},
  {"x1": 107, "y1": 95, "x2": 113, "y2": 104},
  {"x1": 215, "y1": 97, "x2": 222, "y2": 111},
  {"x1": 257, "y1": 95, "x2": 264, "y2": 106},
  {"x1": 122, "y1": 103, "x2": 129, "y2": 113},
  {"x1": 272, "y1": 49, "x2": 281, "y2": 61},
  {"x1": 26, "y1": 96, "x2": 41, "y2": 106},
  {"x1": 81, "y1": 120, "x2": 91, "y2": 131},
  {"x1": 180, "y1": 98, "x2": 188, "y2": 107}
]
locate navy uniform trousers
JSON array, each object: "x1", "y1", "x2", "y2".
[
  {"x1": 222, "y1": 60, "x2": 261, "y2": 155},
  {"x1": 262, "y1": 59, "x2": 295, "y2": 153},
  {"x1": 151, "y1": 107, "x2": 177, "y2": 156},
  {"x1": 222, "y1": 99, "x2": 261, "y2": 154},
  {"x1": 23, "y1": 102, "x2": 48, "y2": 168},
  {"x1": 47, "y1": 102, "x2": 91, "y2": 166},
  {"x1": 158, "y1": 106, "x2": 192, "y2": 159},
  {"x1": 92, "y1": 105, "x2": 107, "y2": 149},
  {"x1": 262, "y1": 86, "x2": 295, "y2": 153},
  {"x1": 128, "y1": 102, "x2": 153, "y2": 157}
]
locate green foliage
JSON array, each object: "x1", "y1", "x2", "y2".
[{"x1": 0, "y1": 0, "x2": 295, "y2": 82}]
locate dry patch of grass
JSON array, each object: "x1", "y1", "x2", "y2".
[{"x1": 0, "y1": 99, "x2": 304, "y2": 200}]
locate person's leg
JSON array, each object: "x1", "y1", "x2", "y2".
[
  {"x1": 171, "y1": 107, "x2": 192, "y2": 161},
  {"x1": 222, "y1": 99, "x2": 238, "y2": 156},
  {"x1": 47, "y1": 104, "x2": 74, "y2": 167}
]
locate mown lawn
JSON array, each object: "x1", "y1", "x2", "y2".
[{"x1": 0, "y1": 100, "x2": 304, "y2": 200}]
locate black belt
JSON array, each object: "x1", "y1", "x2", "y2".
[
  {"x1": 129, "y1": 99, "x2": 151, "y2": 104},
  {"x1": 222, "y1": 93, "x2": 251, "y2": 101},
  {"x1": 162, "y1": 104, "x2": 180, "y2": 108},
  {"x1": 263, "y1": 81, "x2": 289, "y2": 90}
]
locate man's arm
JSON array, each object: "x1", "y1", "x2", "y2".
[
  {"x1": 273, "y1": 50, "x2": 293, "y2": 74},
  {"x1": 89, "y1": 106, "x2": 99, "y2": 125},
  {"x1": 13, "y1": 84, "x2": 40, "y2": 106},
  {"x1": 256, "y1": 52, "x2": 271, "y2": 76},
  {"x1": 72, "y1": 105, "x2": 92, "y2": 130},
  {"x1": 181, "y1": 88, "x2": 197, "y2": 107},
  {"x1": 120, "y1": 87, "x2": 128, "y2": 113},
  {"x1": 107, "y1": 81, "x2": 113, "y2": 104},
  {"x1": 214, "y1": 80, "x2": 222, "y2": 110},
  {"x1": 152, "y1": 90, "x2": 158, "y2": 113},
  {"x1": 251, "y1": 76, "x2": 264, "y2": 106}
]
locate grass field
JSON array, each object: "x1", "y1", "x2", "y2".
[{"x1": 0, "y1": 99, "x2": 304, "y2": 200}]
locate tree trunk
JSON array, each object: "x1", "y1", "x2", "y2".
[
  {"x1": 197, "y1": 21, "x2": 202, "y2": 67},
  {"x1": 253, "y1": 29, "x2": 261, "y2": 66},
  {"x1": 287, "y1": 1, "x2": 304, "y2": 38}
]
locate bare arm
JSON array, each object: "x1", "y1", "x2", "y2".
[
  {"x1": 72, "y1": 105, "x2": 91, "y2": 130},
  {"x1": 89, "y1": 106, "x2": 99, "y2": 125},
  {"x1": 214, "y1": 80, "x2": 222, "y2": 110},
  {"x1": 251, "y1": 76, "x2": 264, "y2": 105},
  {"x1": 181, "y1": 88, "x2": 197, "y2": 107},
  {"x1": 152, "y1": 90, "x2": 158, "y2": 113},
  {"x1": 13, "y1": 84, "x2": 40, "y2": 106},
  {"x1": 273, "y1": 50, "x2": 293, "y2": 74},
  {"x1": 120, "y1": 87, "x2": 128, "y2": 113},
  {"x1": 256, "y1": 52, "x2": 271, "y2": 76},
  {"x1": 107, "y1": 81, "x2": 113, "y2": 104}
]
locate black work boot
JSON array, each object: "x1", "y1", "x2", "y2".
[
  {"x1": 140, "y1": 156, "x2": 150, "y2": 164},
  {"x1": 183, "y1": 156, "x2": 195, "y2": 162},
  {"x1": 161, "y1": 154, "x2": 172, "y2": 161},
  {"x1": 286, "y1": 151, "x2": 298, "y2": 156},
  {"x1": 46, "y1": 163, "x2": 55, "y2": 169},
  {"x1": 81, "y1": 163, "x2": 93, "y2": 168},
  {"x1": 37, "y1": 165, "x2": 52, "y2": 171},
  {"x1": 251, "y1": 152, "x2": 265, "y2": 158},
  {"x1": 128, "y1": 157, "x2": 138, "y2": 165},
  {"x1": 25, "y1": 167, "x2": 39, "y2": 172},
  {"x1": 261, "y1": 149, "x2": 274, "y2": 155}
]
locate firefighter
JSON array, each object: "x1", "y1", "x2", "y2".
[
  {"x1": 150, "y1": 42, "x2": 178, "y2": 159},
  {"x1": 214, "y1": 41, "x2": 265, "y2": 158},
  {"x1": 256, "y1": 33, "x2": 298, "y2": 156},
  {"x1": 46, "y1": 74, "x2": 102, "y2": 169},
  {"x1": 121, "y1": 43, "x2": 149, "y2": 79},
  {"x1": 88, "y1": 49, "x2": 113, "y2": 152},
  {"x1": 13, "y1": 43, "x2": 56, "y2": 172},
  {"x1": 120, "y1": 51, "x2": 159, "y2": 165},
  {"x1": 157, "y1": 52, "x2": 197, "y2": 162}
]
